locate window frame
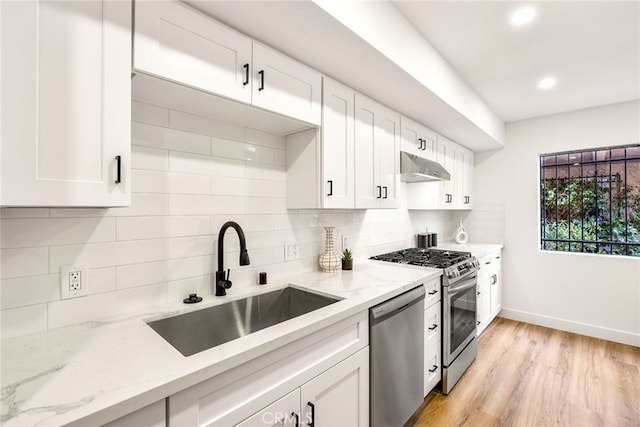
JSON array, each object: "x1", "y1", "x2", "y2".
[{"x1": 539, "y1": 144, "x2": 640, "y2": 257}]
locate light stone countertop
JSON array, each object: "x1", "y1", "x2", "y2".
[
  {"x1": 436, "y1": 242, "x2": 504, "y2": 259},
  {"x1": 1, "y1": 261, "x2": 441, "y2": 427}
]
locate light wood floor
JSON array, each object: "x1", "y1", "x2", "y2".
[{"x1": 411, "y1": 317, "x2": 640, "y2": 427}]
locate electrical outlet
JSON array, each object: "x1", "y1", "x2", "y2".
[
  {"x1": 342, "y1": 235, "x2": 350, "y2": 252},
  {"x1": 284, "y1": 241, "x2": 299, "y2": 261},
  {"x1": 61, "y1": 264, "x2": 89, "y2": 299}
]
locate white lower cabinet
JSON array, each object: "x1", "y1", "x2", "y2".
[
  {"x1": 103, "y1": 400, "x2": 165, "y2": 427},
  {"x1": 167, "y1": 312, "x2": 368, "y2": 426},
  {"x1": 477, "y1": 249, "x2": 503, "y2": 335},
  {"x1": 422, "y1": 277, "x2": 442, "y2": 396}
]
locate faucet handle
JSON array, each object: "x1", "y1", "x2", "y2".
[{"x1": 223, "y1": 269, "x2": 232, "y2": 289}]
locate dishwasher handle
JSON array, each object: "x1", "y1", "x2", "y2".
[{"x1": 370, "y1": 285, "x2": 425, "y2": 322}]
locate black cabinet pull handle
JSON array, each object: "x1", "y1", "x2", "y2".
[
  {"x1": 383, "y1": 186, "x2": 388, "y2": 199},
  {"x1": 327, "y1": 180, "x2": 333, "y2": 196},
  {"x1": 376, "y1": 186, "x2": 382, "y2": 199},
  {"x1": 293, "y1": 412, "x2": 299, "y2": 427},
  {"x1": 428, "y1": 365, "x2": 438, "y2": 373},
  {"x1": 307, "y1": 402, "x2": 315, "y2": 427},
  {"x1": 242, "y1": 63, "x2": 249, "y2": 86},
  {"x1": 115, "y1": 155, "x2": 121, "y2": 184},
  {"x1": 258, "y1": 70, "x2": 265, "y2": 91},
  {"x1": 428, "y1": 324, "x2": 438, "y2": 330},
  {"x1": 428, "y1": 289, "x2": 438, "y2": 295},
  {"x1": 418, "y1": 138, "x2": 423, "y2": 150}
]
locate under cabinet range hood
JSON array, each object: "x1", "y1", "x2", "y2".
[{"x1": 400, "y1": 151, "x2": 451, "y2": 182}]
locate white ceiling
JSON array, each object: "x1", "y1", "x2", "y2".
[{"x1": 392, "y1": 1, "x2": 640, "y2": 122}]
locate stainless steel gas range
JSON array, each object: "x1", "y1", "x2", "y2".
[{"x1": 371, "y1": 248, "x2": 480, "y2": 394}]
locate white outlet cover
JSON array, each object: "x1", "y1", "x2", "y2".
[
  {"x1": 284, "y1": 241, "x2": 299, "y2": 261},
  {"x1": 61, "y1": 264, "x2": 89, "y2": 299}
]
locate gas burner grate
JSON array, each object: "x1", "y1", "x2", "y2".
[{"x1": 370, "y1": 248, "x2": 471, "y2": 268}]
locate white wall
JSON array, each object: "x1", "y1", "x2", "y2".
[
  {"x1": 470, "y1": 100, "x2": 640, "y2": 346},
  {"x1": 0, "y1": 101, "x2": 452, "y2": 339}
]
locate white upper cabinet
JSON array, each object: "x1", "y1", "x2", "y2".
[
  {"x1": 354, "y1": 94, "x2": 400, "y2": 209},
  {"x1": 1, "y1": 0, "x2": 131, "y2": 207},
  {"x1": 434, "y1": 135, "x2": 458, "y2": 209},
  {"x1": 133, "y1": 0, "x2": 321, "y2": 125},
  {"x1": 321, "y1": 78, "x2": 355, "y2": 208},
  {"x1": 251, "y1": 43, "x2": 322, "y2": 126},
  {"x1": 406, "y1": 135, "x2": 474, "y2": 211},
  {"x1": 134, "y1": 0, "x2": 252, "y2": 104},
  {"x1": 456, "y1": 145, "x2": 474, "y2": 209},
  {"x1": 400, "y1": 116, "x2": 436, "y2": 161},
  {"x1": 286, "y1": 78, "x2": 355, "y2": 209}
]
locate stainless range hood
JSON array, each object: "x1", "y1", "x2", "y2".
[{"x1": 400, "y1": 151, "x2": 451, "y2": 182}]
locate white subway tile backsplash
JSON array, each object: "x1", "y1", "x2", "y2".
[
  {"x1": 169, "y1": 235, "x2": 214, "y2": 259},
  {"x1": 245, "y1": 163, "x2": 285, "y2": 182},
  {"x1": 0, "y1": 101, "x2": 440, "y2": 338},
  {"x1": 1, "y1": 304, "x2": 48, "y2": 339},
  {"x1": 1, "y1": 274, "x2": 59, "y2": 309},
  {"x1": 132, "y1": 169, "x2": 211, "y2": 195},
  {"x1": 132, "y1": 146, "x2": 169, "y2": 171},
  {"x1": 1, "y1": 218, "x2": 115, "y2": 248},
  {"x1": 169, "y1": 110, "x2": 244, "y2": 142},
  {"x1": 132, "y1": 100, "x2": 169, "y2": 127},
  {"x1": 1, "y1": 247, "x2": 49, "y2": 279},
  {"x1": 245, "y1": 128, "x2": 286, "y2": 150},
  {"x1": 132, "y1": 122, "x2": 211, "y2": 155},
  {"x1": 246, "y1": 197, "x2": 286, "y2": 214},
  {"x1": 49, "y1": 239, "x2": 169, "y2": 271},
  {"x1": 90, "y1": 267, "x2": 117, "y2": 295},
  {"x1": 117, "y1": 216, "x2": 210, "y2": 240},
  {"x1": 116, "y1": 256, "x2": 211, "y2": 289}
]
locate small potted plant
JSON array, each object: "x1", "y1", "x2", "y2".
[{"x1": 342, "y1": 248, "x2": 353, "y2": 271}]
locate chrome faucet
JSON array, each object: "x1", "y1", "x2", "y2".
[{"x1": 216, "y1": 221, "x2": 250, "y2": 296}]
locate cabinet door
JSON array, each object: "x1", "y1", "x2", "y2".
[
  {"x1": 400, "y1": 116, "x2": 422, "y2": 157},
  {"x1": 376, "y1": 107, "x2": 400, "y2": 209},
  {"x1": 354, "y1": 95, "x2": 379, "y2": 209},
  {"x1": 300, "y1": 347, "x2": 369, "y2": 427},
  {"x1": 424, "y1": 341, "x2": 441, "y2": 396},
  {"x1": 103, "y1": 400, "x2": 165, "y2": 427},
  {"x1": 134, "y1": 0, "x2": 252, "y2": 103},
  {"x1": 322, "y1": 78, "x2": 354, "y2": 208},
  {"x1": 424, "y1": 302, "x2": 441, "y2": 349},
  {"x1": 476, "y1": 256, "x2": 492, "y2": 335},
  {"x1": 236, "y1": 390, "x2": 301, "y2": 427},
  {"x1": 1, "y1": 0, "x2": 131, "y2": 207},
  {"x1": 456, "y1": 146, "x2": 474, "y2": 209},
  {"x1": 434, "y1": 136, "x2": 457, "y2": 209},
  {"x1": 490, "y1": 252, "x2": 502, "y2": 315},
  {"x1": 252, "y1": 43, "x2": 321, "y2": 125}
]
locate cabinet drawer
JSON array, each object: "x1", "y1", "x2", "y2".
[
  {"x1": 424, "y1": 302, "x2": 441, "y2": 349},
  {"x1": 423, "y1": 277, "x2": 441, "y2": 307},
  {"x1": 424, "y1": 341, "x2": 441, "y2": 396}
]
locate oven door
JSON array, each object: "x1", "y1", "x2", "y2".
[{"x1": 442, "y1": 274, "x2": 477, "y2": 366}]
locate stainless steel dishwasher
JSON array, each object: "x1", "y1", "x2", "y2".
[{"x1": 370, "y1": 285, "x2": 425, "y2": 427}]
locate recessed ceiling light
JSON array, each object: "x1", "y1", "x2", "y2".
[
  {"x1": 510, "y1": 6, "x2": 536, "y2": 27},
  {"x1": 538, "y1": 77, "x2": 557, "y2": 90}
]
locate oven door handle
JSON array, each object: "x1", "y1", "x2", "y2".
[{"x1": 447, "y1": 278, "x2": 476, "y2": 296}]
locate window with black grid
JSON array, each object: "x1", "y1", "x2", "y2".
[{"x1": 540, "y1": 144, "x2": 640, "y2": 256}]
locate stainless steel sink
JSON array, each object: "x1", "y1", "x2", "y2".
[{"x1": 147, "y1": 287, "x2": 341, "y2": 356}]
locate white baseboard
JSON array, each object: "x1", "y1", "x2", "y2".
[{"x1": 499, "y1": 308, "x2": 640, "y2": 347}]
